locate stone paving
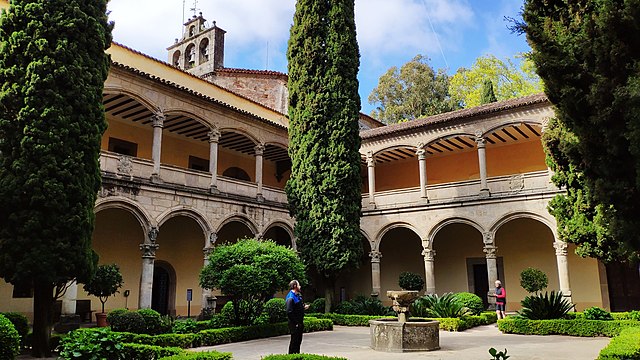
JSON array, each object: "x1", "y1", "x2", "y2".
[{"x1": 197, "y1": 325, "x2": 610, "y2": 360}]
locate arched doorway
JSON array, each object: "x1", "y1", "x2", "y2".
[
  {"x1": 152, "y1": 261, "x2": 176, "y2": 316},
  {"x1": 217, "y1": 219, "x2": 255, "y2": 244},
  {"x1": 379, "y1": 227, "x2": 423, "y2": 304}
]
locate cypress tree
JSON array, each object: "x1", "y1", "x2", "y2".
[
  {"x1": 287, "y1": 0, "x2": 362, "y2": 311},
  {"x1": 0, "y1": 0, "x2": 112, "y2": 356},
  {"x1": 480, "y1": 79, "x2": 497, "y2": 104}
]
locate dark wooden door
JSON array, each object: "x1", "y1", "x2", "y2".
[
  {"x1": 152, "y1": 266, "x2": 170, "y2": 315},
  {"x1": 473, "y1": 264, "x2": 489, "y2": 309},
  {"x1": 606, "y1": 262, "x2": 640, "y2": 311}
]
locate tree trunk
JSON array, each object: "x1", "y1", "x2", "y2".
[
  {"x1": 32, "y1": 281, "x2": 54, "y2": 357},
  {"x1": 324, "y1": 280, "x2": 335, "y2": 314}
]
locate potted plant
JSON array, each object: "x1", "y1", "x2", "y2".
[{"x1": 83, "y1": 264, "x2": 123, "y2": 327}]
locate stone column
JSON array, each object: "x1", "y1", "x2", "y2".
[
  {"x1": 255, "y1": 144, "x2": 265, "y2": 200},
  {"x1": 483, "y1": 232, "x2": 498, "y2": 309},
  {"x1": 201, "y1": 233, "x2": 216, "y2": 311},
  {"x1": 208, "y1": 129, "x2": 220, "y2": 193},
  {"x1": 139, "y1": 227, "x2": 159, "y2": 309},
  {"x1": 61, "y1": 281, "x2": 78, "y2": 316},
  {"x1": 422, "y1": 248, "x2": 436, "y2": 295},
  {"x1": 554, "y1": 240, "x2": 573, "y2": 302},
  {"x1": 475, "y1": 136, "x2": 490, "y2": 196},
  {"x1": 369, "y1": 251, "x2": 382, "y2": 297},
  {"x1": 417, "y1": 147, "x2": 428, "y2": 199},
  {"x1": 151, "y1": 114, "x2": 165, "y2": 180},
  {"x1": 366, "y1": 151, "x2": 376, "y2": 208}
]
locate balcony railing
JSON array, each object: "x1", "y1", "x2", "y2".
[
  {"x1": 364, "y1": 170, "x2": 558, "y2": 209},
  {"x1": 100, "y1": 151, "x2": 288, "y2": 204}
]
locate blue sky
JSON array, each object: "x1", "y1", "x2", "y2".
[{"x1": 107, "y1": 0, "x2": 531, "y2": 114}]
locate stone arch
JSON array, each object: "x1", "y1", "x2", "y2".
[
  {"x1": 103, "y1": 87, "x2": 159, "y2": 114},
  {"x1": 489, "y1": 211, "x2": 555, "y2": 237},
  {"x1": 373, "y1": 144, "x2": 418, "y2": 158},
  {"x1": 156, "y1": 206, "x2": 213, "y2": 246},
  {"x1": 422, "y1": 132, "x2": 477, "y2": 149},
  {"x1": 217, "y1": 127, "x2": 261, "y2": 147},
  {"x1": 481, "y1": 120, "x2": 543, "y2": 139},
  {"x1": 427, "y1": 217, "x2": 485, "y2": 248},
  {"x1": 171, "y1": 50, "x2": 181, "y2": 68},
  {"x1": 264, "y1": 141, "x2": 289, "y2": 149},
  {"x1": 215, "y1": 213, "x2": 259, "y2": 238},
  {"x1": 360, "y1": 229, "x2": 374, "y2": 250},
  {"x1": 374, "y1": 221, "x2": 422, "y2": 252},
  {"x1": 262, "y1": 220, "x2": 295, "y2": 248},
  {"x1": 162, "y1": 109, "x2": 213, "y2": 130},
  {"x1": 94, "y1": 196, "x2": 154, "y2": 234}
]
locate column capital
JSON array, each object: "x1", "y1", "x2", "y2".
[
  {"x1": 422, "y1": 248, "x2": 436, "y2": 261},
  {"x1": 369, "y1": 250, "x2": 382, "y2": 263},
  {"x1": 553, "y1": 240, "x2": 568, "y2": 256},
  {"x1": 366, "y1": 151, "x2": 375, "y2": 167},
  {"x1": 151, "y1": 114, "x2": 165, "y2": 128},
  {"x1": 475, "y1": 136, "x2": 486, "y2": 148},
  {"x1": 482, "y1": 232, "x2": 494, "y2": 246},
  {"x1": 208, "y1": 129, "x2": 221, "y2": 143},
  {"x1": 483, "y1": 245, "x2": 497, "y2": 259},
  {"x1": 140, "y1": 242, "x2": 159, "y2": 258},
  {"x1": 254, "y1": 143, "x2": 265, "y2": 156},
  {"x1": 416, "y1": 148, "x2": 427, "y2": 160}
]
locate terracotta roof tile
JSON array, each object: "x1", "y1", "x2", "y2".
[
  {"x1": 215, "y1": 68, "x2": 288, "y2": 79},
  {"x1": 360, "y1": 93, "x2": 549, "y2": 140}
]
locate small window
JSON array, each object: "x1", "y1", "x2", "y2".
[
  {"x1": 189, "y1": 155, "x2": 209, "y2": 172},
  {"x1": 223, "y1": 167, "x2": 251, "y2": 181},
  {"x1": 108, "y1": 137, "x2": 138, "y2": 157},
  {"x1": 12, "y1": 281, "x2": 33, "y2": 298}
]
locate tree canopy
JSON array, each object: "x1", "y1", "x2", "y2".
[
  {"x1": 368, "y1": 55, "x2": 459, "y2": 124},
  {"x1": 83, "y1": 264, "x2": 124, "y2": 314},
  {"x1": 286, "y1": 0, "x2": 363, "y2": 311},
  {"x1": 519, "y1": 0, "x2": 640, "y2": 261},
  {"x1": 0, "y1": 0, "x2": 112, "y2": 356},
  {"x1": 449, "y1": 54, "x2": 543, "y2": 108}
]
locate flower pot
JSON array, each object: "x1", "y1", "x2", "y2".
[{"x1": 95, "y1": 312, "x2": 108, "y2": 327}]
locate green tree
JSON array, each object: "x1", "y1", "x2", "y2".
[
  {"x1": 0, "y1": 0, "x2": 112, "y2": 356},
  {"x1": 368, "y1": 55, "x2": 459, "y2": 124},
  {"x1": 480, "y1": 79, "x2": 497, "y2": 104},
  {"x1": 518, "y1": 0, "x2": 640, "y2": 260},
  {"x1": 449, "y1": 54, "x2": 543, "y2": 108},
  {"x1": 287, "y1": 0, "x2": 363, "y2": 312},
  {"x1": 199, "y1": 238, "x2": 306, "y2": 325},
  {"x1": 83, "y1": 264, "x2": 124, "y2": 314}
]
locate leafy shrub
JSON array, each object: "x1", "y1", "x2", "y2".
[
  {"x1": 262, "y1": 355, "x2": 348, "y2": 360},
  {"x1": 1, "y1": 312, "x2": 28, "y2": 346},
  {"x1": 411, "y1": 293, "x2": 471, "y2": 318},
  {"x1": 333, "y1": 295, "x2": 392, "y2": 316},
  {"x1": 137, "y1": 308, "x2": 165, "y2": 335},
  {"x1": 520, "y1": 267, "x2": 548, "y2": 293},
  {"x1": 498, "y1": 318, "x2": 640, "y2": 337},
  {"x1": 518, "y1": 291, "x2": 573, "y2": 320},
  {"x1": 628, "y1": 310, "x2": 640, "y2": 321},
  {"x1": 208, "y1": 315, "x2": 227, "y2": 330},
  {"x1": 197, "y1": 307, "x2": 216, "y2": 321},
  {"x1": 107, "y1": 308, "x2": 129, "y2": 327},
  {"x1": 308, "y1": 298, "x2": 326, "y2": 314},
  {"x1": 120, "y1": 343, "x2": 183, "y2": 359},
  {"x1": 455, "y1": 292, "x2": 484, "y2": 315},
  {"x1": 598, "y1": 327, "x2": 640, "y2": 360},
  {"x1": 263, "y1": 298, "x2": 287, "y2": 324},
  {"x1": 173, "y1": 319, "x2": 199, "y2": 334},
  {"x1": 0, "y1": 314, "x2": 20, "y2": 360},
  {"x1": 59, "y1": 328, "x2": 126, "y2": 360},
  {"x1": 110, "y1": 310, "x2": 146, "y2": 333},
  {"x1": 160, "y1": 351, "x2": 233, "y2": 360},
  {"x1": 398, "y1": 272, "x2": 424, "y2": 291},
  {"x1": 219, "y1": 299, "x2": 262, "y2": 326},
  {"x1": 584, "y1": 307, "x2": 613, "y2": 321}
]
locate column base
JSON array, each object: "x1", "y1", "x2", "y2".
[
  {"x1": 150, "y1": 174, "x2": 163, "y2": 184},
  {"x1": 479, "y1": 188, "x2": 490, "y2": 198},
  {"x1": 209, "y1": 185, "x2": 219, "y2": 194},
  {"x1": 369, "y1": 201, "x2": 376, "y2": 209},
  {"x1": 256, "y1": 194, "x2": 264, "y2": 202}
]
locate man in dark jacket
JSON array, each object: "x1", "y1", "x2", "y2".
[{"x1": 285, "y1": 280, "x2": 308, "y2": 354}]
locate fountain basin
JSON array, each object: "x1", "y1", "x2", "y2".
[{"x1": 369, "y1": 318, "x2": 440, "y2": 352}]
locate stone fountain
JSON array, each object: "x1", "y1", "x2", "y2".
[{"x1": 369, "y1": 290, "x2": 440, "y2": 352}]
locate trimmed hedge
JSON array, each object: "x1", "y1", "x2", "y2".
[
  {"x1": 498, "y1": 318, "x2": 640, "y2": 337},
  {"x1": 160, "y1": 351, "x2": 233, "y2": 360},
  {"x1": 120, "y1": 343, "x2": 184, "y2": 359},
  {"x1": 598, "y1": 327, "x2": 640, "y2": 360},
  {"x1": 565, "y1": 311, "x2": 640, "y2": 321},
  {"x1": 262, "y1": 355, "x2": 347, "y2": 360}
]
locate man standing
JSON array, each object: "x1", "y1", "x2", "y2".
[{"x1": 286, "y1": 280, "x2": 308, "y2": 354}]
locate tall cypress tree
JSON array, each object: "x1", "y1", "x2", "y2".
[
  {"x1": 0, "y1": 0, "x2": 112, "y2": 356},
  {"x1": 480, "y1": 79, "x2": 497, "y2": 104},
  {"x1": 287, "y1": 0, "x2": 362, "y2": 311}
]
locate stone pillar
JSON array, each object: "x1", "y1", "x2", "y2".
[
  {"x1": 483, "y1": 232, "x2": 498, "y2": 309},
  {"x1": 422, "y1": 248, "x2": 436, "y2": 295},
  {"x1": 554, "y1": 240, "x2": 573, "y2": 302},
  {"x1": 255, "y1": 144, "x2": 265, "y2": 200},
  {"x1": 475, "y1": 136, "x2": 490, "y2": 196},
  {"x1": 366, "y1": 151, "x2": 376, "y2": 208},
  {"x1": 201, "y1": 233, "x2": 216, "y2": 311},
  {"x1": 151, "y1": 114, "x2": 165, "y2": 180},
  {"x1": 417, "y1": 147, "x2": 428, "y2": 199},
  {"x1": 369, "y1": 251, "x2": 382, "y2": 297},
  {"x1": 61, "y1": 281, "x2": 78, "y2": 316},
  {"x1": 139, "y1": 227, "x2": 159, "y2": 309},
  {"x1": 208, "y1": 129, "x2": 220, "y2": 193}
]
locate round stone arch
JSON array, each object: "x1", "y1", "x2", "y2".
[
  {"x1": 420, "y1": 132, "x2": 477, "y2": 150},
  {"x1": 488, "y1": 211, "x2": 556, "y2": 238},
  {"x1": 373, "y1": 221, "x2": 423, "y2": 252},
  {"x1": 156, "y1": 206, "x2": 213, "y2": 247},
  {"x1": 214, "y1": 213, "x2": 259, "y2": 245},
  {"x1": 360, "y1": 229, "x2": 374, "y2": 252},
  {"x1": 427, "y1": 217, "x2": 486, "y2": 249},
  {"x1": 481, "y1": 120, "x2": 543, "y2": 139},
  {"x1": 262, "y1": 220, "x2": 295, "y2": 249},
  {"x1": 103, "y1": 86, "x2": 159, "y2": 115},
  {"x1": 162, "y1": 109, "x2": 213, "y2": 131},
  {"x1": 373, "y1": 144, "x2": 418, "y2": 158},
  {"x1": 94, "y1": 196, "x2": 154, "y2": 235},
  {"x1": 217, "y1": 127, "x2": 262, "y2": 147}
]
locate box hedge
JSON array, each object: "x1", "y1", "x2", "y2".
[
  {"x1": 159, "y1": 351, "x2": 233, "y2": 360},
  {"x1": 262, "y1": 355, "x2": 348, "y2": 360},
  {"x1": 120, "y1": 343, "x2": 184, "y2": 359},
  {"x1": 497, "y1": 318, "x2": 640, "y2": 337},
  {"x1": 598, "y1": 327, "x2": 640, "y2": 360}
]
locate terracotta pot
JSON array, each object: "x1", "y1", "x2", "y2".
[{"x1": 95, "y1": 312, "x2": 108, "y2": 327}]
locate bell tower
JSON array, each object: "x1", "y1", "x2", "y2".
[{"x1": 167, "y1": 12, "x2": 226, "y2": 77}]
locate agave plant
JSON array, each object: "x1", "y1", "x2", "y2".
[
  {"x1": 411, "y1": 293, "x2": 471, "y2": 318},
  {"x1": 518, "y1": 291, "x2": 574, "y2": 320}
]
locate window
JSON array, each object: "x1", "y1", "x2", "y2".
[
  {"x1": 223, "y1": 167, "x2": 251, "y2": 181},
  {"x1": 108, "y1": 137, "x2": 138, "y2": 157},
  {"x1": 188, "y1": 156, "x2": 209, "y2": 172}
]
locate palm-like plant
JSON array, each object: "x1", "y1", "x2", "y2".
[
  {"x1": 411, "y1": 293, "x2": 471, "y2": 318},
  {"x1": 518, "y1": 291, "x2": 574, "y2": 320}
]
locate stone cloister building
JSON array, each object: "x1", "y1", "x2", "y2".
[{"x1": 1, "y1": 9, "x2": 637, "y2": 319}]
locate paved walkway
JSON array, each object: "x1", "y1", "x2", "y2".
[{"x1": 196, "y1": 325, "x2": 610, "y2": 360}]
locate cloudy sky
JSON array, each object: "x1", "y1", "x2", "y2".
[{"x1": 107, "y1": 0, "x2": 530, "y2": 114}]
